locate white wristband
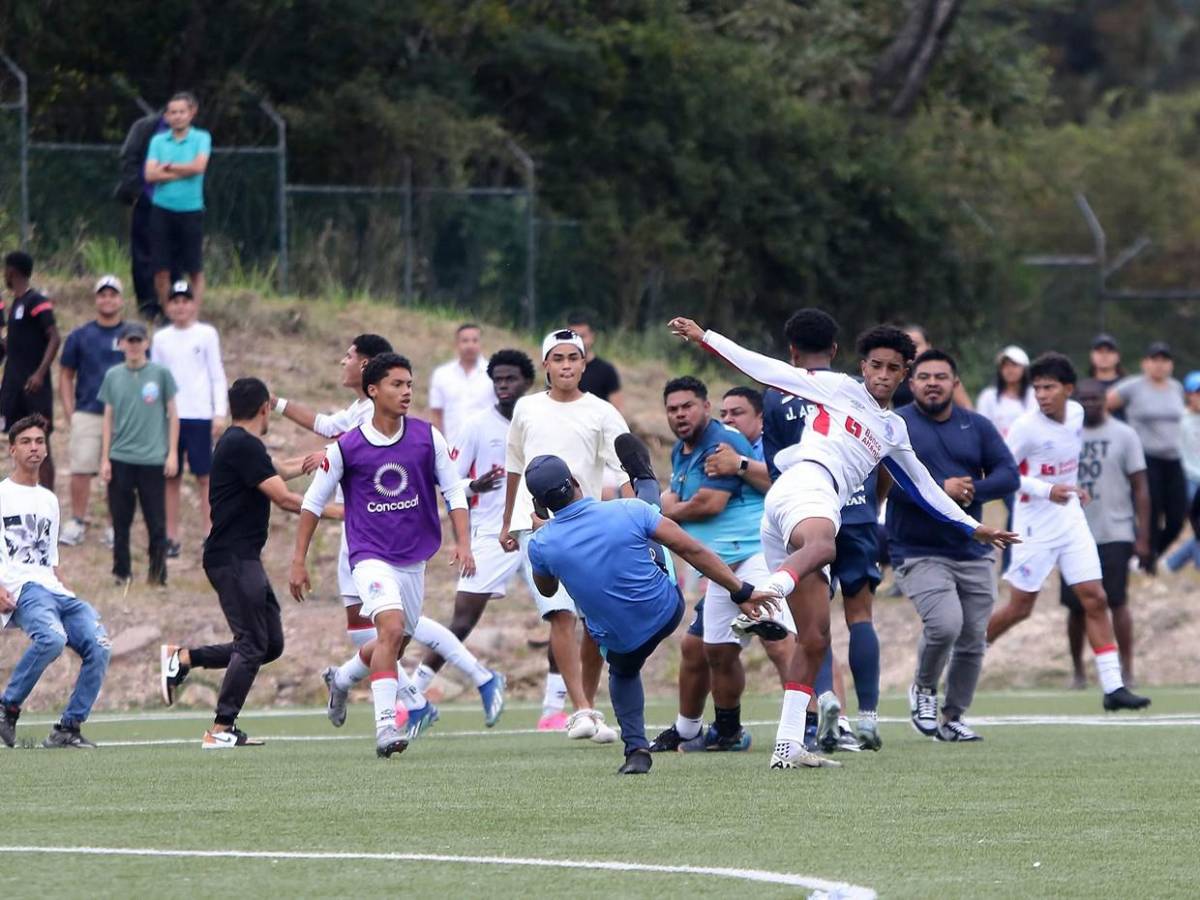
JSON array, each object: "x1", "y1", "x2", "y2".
[{"x1": 274, "y1": 398, "x2": 288, "y2": 415}]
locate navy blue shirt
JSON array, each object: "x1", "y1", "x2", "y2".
[
  {"x1": 762, "y1": 386, "x2": 878, "y2": 524},
  {"x1": 60, "y1": 320, "x2": 126, "y2": 414},
  {"x1": 886, "y1": 404, "x2": 1018, "y2": 563}
]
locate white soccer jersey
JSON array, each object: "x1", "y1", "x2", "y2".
[
  {"x1": 1005, "y1": 400, "x2": 1088, "y2": 542},
  {"x1": 452, "y1": 405, "x2": 509, "y2": 536},
  {"x1": 312, "y1": 397, "x2": 373, "y2": 439},
  {"x1": 701, "y1": 329, "x2": 979, "y2": 536}
]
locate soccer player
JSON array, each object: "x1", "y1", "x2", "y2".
[
  {"x1": 669, "y1": 316, "x2": 1018, "y2": 769},
  {"x1": 523, "y1": 455, "x2": 778, "y2": 774},
  {"x1": 498, "y1": 329, "x2": 630, "y2": 740},
  {"x1": 987, "y1": 353, "x2": 1150, "y2": 711},
  {"x1": 291, "y1": 353, "x2": 474, "y2": 758},
  {"x1": 0, "y1": 415, "x2": 111, "y2": 749}
]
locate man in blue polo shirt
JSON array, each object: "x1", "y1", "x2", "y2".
[
  {"x1": 526, "y1": 454, "x2": 777, "y2": 775},
  {"x1": 144, "y1": 91, "x2": 211, "y2": 314}
]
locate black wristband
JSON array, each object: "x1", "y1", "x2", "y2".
[{"x1": 731, "y1": 581, "x2": 754, "y2": 605}]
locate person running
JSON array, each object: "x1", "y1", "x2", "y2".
[
  {"x1": 0, "y1": 414, "x2": 111, "y2": 750},
  {"x1": 889, "y1": 350, "x2": 1019, "y2": 742},
  {"x1": 292, "y1": 353, "x2": 474, "y2": 758},
  {"x1": 987, "y1": 353, "x2": 1150, "y2": 711},
  {"x1": 524, "y1": 454, "x2": 778, "y2": 774},
  {"x1": 669, "y1": 315, "x2": 1018, "y2": 770},
  {"x1": 975, "y1": 345, "x2": 1035, "y2": 438},
  {"x1": 1061, "y1": 379, "x2": 1151, "y2": 689},
  {"x1": 158, "y1": 378, "x2": 322, "y2": 748},
  {"x1": 498, "y1": 329, "x2": 630, "y2": 741}
]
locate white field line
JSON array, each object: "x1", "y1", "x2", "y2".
[{"x1": 0, "y1": 845, "x2": 877, "y2": 898}]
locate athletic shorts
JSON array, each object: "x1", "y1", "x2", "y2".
[
  {"x1": 518, "y1": 529, "x2": 576, "y2": 619},
  {"x1": 761, "y1": 461, "x2": 837, "y2": 584},
  {"x1": 151, "y1": 206, "x2": 204, "y2": 274},
  {"x1": 457, "y1": 529, "x2": 523, "y2": 597},
  {"x1": 0, "y1": 381, "x2": 53, "y2": 434},
  {"x1": 68, "y1": 411, "x2": 104, "y2": 475},
  {"x1": 1059, "y1": 542, "x2": 1132, "y2": 613},
  {"x1": 1003, "y1": 529, "x2": 1102, "y2": 594},
  {"x1": 686, "y1": 596, "x2": 705, "y2": 638},
  {"x1": 351, "y1": 558, "x2": 424, "y2": 632},
  {"x1": 337, "y1": 527, "x2": 357, "y2": 604},
  {"x1": 176, "y1": 419, "x2": 213, "y2": 476},
  {"x1": 833, "y1": 522, "x2": 882, "y2": 598},
  {"x1": 703, "y1": 553, "x2": 770, "y2": 645}
]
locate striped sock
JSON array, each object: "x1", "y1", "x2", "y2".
[{"x1": 1093, "y1": 644, "x2": 1123, "y2": 694}]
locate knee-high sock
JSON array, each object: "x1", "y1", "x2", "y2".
[
  {"x1": 609, "y1": 667, "x2": 647, "y2": 755},
  {"x1": 847, "y1": 621, "x2": 881, "y2": 713},
  {"x1": 395, "y1": 665, "x2": 426, "y2": 711},
  {"x1": 814, "y1": 645, "x2": 834, "y2": 696},
  {"x1": 412, "y1": 617, "x2": 492, "y2": 687},
  {"x1": 1093, "y1": 644, "x2": 1124, "y2": 694},
  {"x1": 370, "y1": 673, "x2": 398, "y2": 732},
  {"x1": 776, "y1": 682, "x2": 813, "y2": 749},
  {"x1": 543, "y1": 672, "x2": 567, "y2": 715}
]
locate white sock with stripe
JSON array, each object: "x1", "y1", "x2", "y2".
[
  {"x1": 776, "y1": 682, "x2": 813, "y2": 752},
  {"x1": 543, "y1": 673, "x2": 567, "y2": 715},
  {"x1": 412, "y1": 617, "x2": 492, "y2": 687},
  {"x1": 1093, "y1": 644, "x2": 1124, "y2": 694},
  {"x1": 370, "y1": 674, "x2": 398, "y2": 732}
]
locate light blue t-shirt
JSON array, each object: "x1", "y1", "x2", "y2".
[
  {"x1": 147, "y1": 127, "x2": 212, "y2": 212},
  {"x1": 528, "y1": 498, "x2": 680, "y2": 654},
  {"x1": 669, "y1": 419, "x2": 764, "y2": 566}
]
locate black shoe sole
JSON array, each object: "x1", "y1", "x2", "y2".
[
  {"x1": 743, "y1": 621, "x2": 790, "y2": 642},
  {"x1": 614, "y1": 433, "x2": 656, "y2": 482},
  {"x1": 1103, "y1": 698, "x2": 1152, "y2": 711},
  {"x1": 376, "y1": 739, "x2": 409, "y2": 758}
]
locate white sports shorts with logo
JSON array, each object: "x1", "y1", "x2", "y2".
[
  {"x1": 517, "y1": 529, "x2": 576, "y2": 619},
  {"x1": 703, "y1": 552, "x2": 797, "y2": 644},
  {"x1": 761, "y1": 461, "x2": 840, "y2": 581},
  {"x1": 457, "y1": 528, "x2": 524, "y2": 597},
  {"x1": 1002, "y1": 528, "x2": 1102, "y2": 593},
  {"x1": 351, "y1": 558, "x2": 425, "y2": 634}
]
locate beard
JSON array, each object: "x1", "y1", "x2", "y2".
[{"x1": 915, "y1": 394, "x2": 953, "y2": 418}]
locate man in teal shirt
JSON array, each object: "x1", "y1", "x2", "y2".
[{"x1": 145, "y1": 91, "x2": 211, "y2": 314}]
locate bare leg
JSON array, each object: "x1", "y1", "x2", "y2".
[
  {"x1": 69, "y1": 474, "x2": 92, "y2": 520},
  {"x1": 1112, "y1": 604, "x2": 1134, "y2": 683},
  {"x1": 761, "y1": 635, "x2": 793, "y2": 688},
  {"x1": 1070, "y1": 580, "x2": 1118, "y2": 650},
  {"x1": 678, "y1": 632, "x2": 710, "y2": 718},
  {"x1": 704, "y1": 642, "x2": 744, "y2": 709},
  {"x1": 987, "y1": 588, "x2": 1038, "y2": 644},
  {"x1": 1067, "y1": 609, "x2": 1087, "y2": 684},
  {"x1": 154, "y1": 270, "x2": 170, "y2": 311},
  {"x1": 547, "y1": 611, "x2": 588, "y2": 710},
  {"x1": 580, "y1": 629, "x2": 602, "y2": 708},
  {"x1": 190, "y1": 271, "x2": 206, "y2": 308},
  {"x1": 196, "y1": 474, "x2": 211, "y2": 535}
]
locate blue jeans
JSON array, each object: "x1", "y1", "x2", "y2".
[
  {"x1": 1167, "y1": 479, "x2": 1200, "y2": 572},
  {"x1": 1, "y1": 584, "x2": 111, "y2": 727}
]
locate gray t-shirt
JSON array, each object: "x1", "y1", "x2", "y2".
[
  {"x1": 1115, "y1": 375, "x2": 1185, "y2": 459},
  {"x1": 1077, "y1": 417, "x2": 1146, "y2": 544}
]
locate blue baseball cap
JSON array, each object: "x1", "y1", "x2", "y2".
[
  {"x1": 1184, "y1": 372, "x2": 1200, "y2": 394},
  {"x1": 525, "y1": 455, "x2": 575, "y2": 511}
]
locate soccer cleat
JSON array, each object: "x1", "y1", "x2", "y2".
[
  {"x1": 589, "y1": 711, "x2": 619, "y2": 744},
  {"x1": 159, "y1": 645, "x2": 188, "y2": 706},
  {"x1": 730, "y1": 612, "x2": 790, "y2": 642},
  {"x1": 835, "y1": 725, "x2": 863, "y2": 752},
  {"x1": 59, "y1": 517, "x2": 86, "y2": 546},
  {"x1": 375, "y1": 724, "x2": 409, "y2": 758},
  {"x1": 201, "y1": 729, "x2": 238, "y2": 751},
  {"x1": 649, "y1": 725, "x2": 688, "y2": 752},
  {"x1": 935, "y1": 719, "x2": 982, "y2": 742},
  {"x1": 166, "y1": 539, "x2": 182, "y2": 559},
  {"x1": 769, "y1": 739, "x2": 842, "y2": 769},
  {"x1": 229, "y1": 726, "x2": 265, "y2": 747},
  {"x1": 0, "y1": 706, "x2": 17, "y2": 748},
  {"x1": 566, "y1": 709, "x2": 599, "y2": 740},
  {"x1": 404, "y1": 702, "x2": 439, "y2": 741},
  {"x1": 803, "y1": 714, "x2": 819, "y2": 752},
  {"x1": 679, "y1": 725, "x2": 752, "y2": 752},
  {"x1": 1102, "y1": 686, "x2": 1151, "y2": 711},
  {"x1": 617, "y1": 749, "x2": 653, "y2": 775},
  {"x1": 537, "y1": 711, "x2": 569, "y2": 732},
  {"x1": 478, "y1": 671, "x2": 507, "y2": 728},
  {"x1": 909, "y1": 683, "x2": 939, "y2": 737},
  {"x1": 614, "y1": 433, "x2": 657, "y2": 485},
  {"x1": 816, "y1": 691, "x2": 841, "y2": 753},
  {"x1": 855, "y1": 711, "x2": 882, "y2": 751},
  {"x1": 321, "y1": 666, "x2": 349, "y2": 728}
]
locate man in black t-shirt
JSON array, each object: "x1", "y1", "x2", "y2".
[
  {"x1": 2, "y1": 252, "x2": 62, "y2": 488},
  {"x1": 567, "y1": 309, "x2": 624, "y2": 414},
  {"x1": 156, "y1": 377, "x2": 321, "y2": 749}
]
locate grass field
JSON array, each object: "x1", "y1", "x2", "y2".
[{"x1": 2, "y1": 689, "x2": 1198, "y2": 898}]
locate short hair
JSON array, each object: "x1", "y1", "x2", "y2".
[
  {"x1": 169, "y1": 91, "x2": 198, "y2": 108},
  {"x1": 363, "y1": 352, "x2": 413, "y2": 393},
  {"x1": 565, "y1": 309, "x2": 596, "y2": 329},
  {"x1": 487, "y1": 348, "x2": 535, "y2": 382},
  {"x1": 228, "y1": 377, "x2": 270, "y2": 420},
  {"x1": 857, "y1": 325, "x2": 918, "y2": 363},
  {"x1": 3, "y1": 251, "x2": 33, "y2": 278},
  {"x1": 351, "y1": 333, "x2": 393, "y2": 359},
  {"x1": 1029, "y1": 351, "x2": 1077, "y2": 386},
  {"x1": 663, "y1": 375, "x2": 708, "y2": 403},
  {"x1": 783, "y1": 308, "x2": 839, "y2": 354},
  {"x1": 723, "y1": 386, "x2": 763, "y2": 414},
  {"x1": 7, "y1": 413, "x2": 48, "y2": 443},
  {"x1": 456, "y1": 322, "x2": 481, "y2": 335},
  {"x1": 912, "y1": 348, "x2": 958, "y2": 375}
]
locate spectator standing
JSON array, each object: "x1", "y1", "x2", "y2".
[
  {"x1": 1, "y1": 251, "x2": 61, "y2": 489},
  {"x1": 567, "y1": 310, "x2": 624, "y2": 413},
  {"x1": 1165, "y1": 371, "x2": 1200, "y2": 572},
  {"x1": 115, "y1": 109, "x2": 169, "y2": 319},
  {"x1": 144, "y1": 92, "x2": 210, "y2": 312},
  {"x1": 428, "y1": 323, "x2": 492, "y2": 443},
  {"x1": 975, "y1": 345, "x2": 1035, "y2": 437},
  {"x1": 892, "y1": 323, "x2": 972, "y2": 410},
  {"x1": 99, "y1": 322, "x2": 179, "y2": 585},
  {"x1": 58, "y1": 275, "x2": 127, "y2": 545},
  {"x1": 1062, "y1": 380, "x2": 1150, "y2": 688},
  {"x1": 1089, "y1": 334, "x2": 1125, "y2": 421},
  {"x1": 1108, "y1": 342, "x2": 1186, "y2": 571},
  {"x1": 151, "y1": 280, "x2": 228, "y2": 556}
]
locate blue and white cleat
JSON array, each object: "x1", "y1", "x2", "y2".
[
  {"x1": 479, "y1": 671, "x2": 507, "y2": 728},
  {"x1": 678, "y1": 725, "x2": 752, "y2": 752},
  {"x1": 817, "y1": 691, "x2": 842, "y2": 754},
  {"x1": 404, "y1": 702, "x2": 440, "y2": 742}
]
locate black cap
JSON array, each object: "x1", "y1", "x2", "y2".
[
  {"x1": 1091, "y1": 333, "x2": 1118, "y2": 351},
  {"x1": 120, "y1": 321, "x2": 149, "y2": 341},
  {"x1": 169, "y1": 279, "x2": 193, "y2": 299},
  {"x1": 525, "y1": 455, "x2": 575, "y2": 512},
  {"x1": 1146, "y1": 341, "x2": 1172, "y2": 359}
]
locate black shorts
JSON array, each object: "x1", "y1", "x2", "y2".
[
  {"x1": 1059, "y1": 542, "x2": 1132, "y2": 612},
  {"x1": 686, "y1": 596, "x2": 705, "y2": 638},
  {"x1": 833, "y1": 522, "x2": 882, "y2": 598},
  {"x1": 0, "y1": 381, "x2": 53, "y2": 434},
  {"x1": 176, "y1": 419, "x2": 214, "y2": 476},
  {"x1": 150, "y1": 206, "x2": 204, "y2": 274}
]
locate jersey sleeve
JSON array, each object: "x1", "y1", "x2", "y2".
[
  {"x1": 701, "y1": 330, "x2": 841, "y2": 405},
  {"x1": 146, "y1": 134, "x2": 164, "y2": 163},
  {"x1": 30, "y1": 297, "x2": 56, "y2": 332},
  {"x1": 882, "y1": 430, "x2": 980, "y2": 537},
  {"x1": 451, "y1": 422, "x2": 479, "y2": 480},
  {"x1": 97, "y1": 369, "x2": 115, "y2": 406},
  {"x1": 432, "y1": 427, "x2": 468, "y2": 511},
  {"x1": 300, "y1": 442, "x2": 344, "y2": 516},
  {"x1": 599, "y1": 402, "x2": 632, "y2": 487},
  {"x1": 311, "y1": 404, "x2": 361, "y2": 438}
]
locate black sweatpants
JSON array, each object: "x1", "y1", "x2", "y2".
[
  {"x1": 191, "y1": 556, "x2": 284, "y2": 726},
  {"x1": 130, "y1": 194, "x2": 159, "y2": 314},
  {"x1": 1145, "y1": 455, "x2": 1187, "y2": 561},
  {"x1": 108, "y1": 460, "x2": 167, "y2": 583}
]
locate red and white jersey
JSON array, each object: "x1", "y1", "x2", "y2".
[
  {"x1": 1005, "y1": 400, "x2": 1088, "y2": 541},
  {"x1": 701, "y1": 330, "x2": 979, "y2": 537},
  {"x1": 451, "y1": 405, "x2": 509, "y2": 536}
]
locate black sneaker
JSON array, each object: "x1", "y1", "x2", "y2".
[
  {"x1": 617, "y1": 748, "x2": 653, "y2": 775},
  {"x1": 42, "y1": 723, "x2": 97, "y2": 749},
  {"x1": 1102, "y1": 686, "x2": 1151, "y2": 711},
  {"x1": 614, "y1": 433, "x2": 661, "y2": 506},
  {"x1": 0, "y1": 706, "x2": 17, "y2": 748},
  {"x1": 166, "y1": 540, "x2": 182, "y2": 559},
  {"x1": 159, "y1": 645, "x2": 189, "y2": 706},
  {"x1": 935, "y1": 718, "x2": 982, "y2": 742},
  {"x1": 230, "y1": 726, "x2": 265, "y2": 747},
  {"x1": 648, "y1": 725, "x2": 686, "y2": 752}
]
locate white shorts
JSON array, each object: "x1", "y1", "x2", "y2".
[
  {"x1": 338, "y1": 528, "x2": 358, "y2": 605},
  {"x1": 703, "y1": 553, "x2": 796, "y2": 644},
  {"x1": 1003, "y1": 530, "x2": 1102, "y2": 594},
  {"x1": 351, "y1": 559, "x2": 425, "y2": 632},
  {"x1": 517, "y1": 530, "x2": 577, "y2": 619},
  {"x1": 761, "y1": 462, "x2": 840, "y2": 575},
  {"x1": 457, "y1": 530, "x2": 523, "y2": 597}
]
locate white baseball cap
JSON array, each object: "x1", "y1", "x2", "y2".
[
  {"x1": 541, "y1": 328, "x2": 586, "y2": 361},
  {"x1": 94, "y1": 274, "x2": 123, "y2": 294},
  {"x1": 996, "y1": 345, "x2": 1030, "y2": 368}
]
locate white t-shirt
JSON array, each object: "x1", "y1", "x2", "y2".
[
  {"x1": 976, "y1": 385, "x2": 1036, "y2": 438},
  {"x1": 0, "y1": 478, "x2": 74, "y2": 626},
  {"x1": 428, "y1": 359, "x2": 494, "y2": 443},
  {"x1": 504, "y1": 391, "x2": 630, "y2": 533},
  {"x1": 452, "y1": 405, "x2": 510, "y2": 535},
  {"x1": 151, "y1": 322, "x2": 228, "y2": 420},
  {"x1": 1005, "y1": 400, "x2": 1089, "y2": 542}
]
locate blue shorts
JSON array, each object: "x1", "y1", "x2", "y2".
[
  {"x1": 686, "y1": 596, "x2": 705, "y2": 638},
  {"x1": 176, "y1": 419, "x2": 213, "y2": 477},
  {"x1": 833, "y1": 522, "x2": 881, "y2": 598}
]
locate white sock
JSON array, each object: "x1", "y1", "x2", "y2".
[
  {"x1": 347, "y1": 625, "x2": 377, "y2": 648},
  {"x1": 413, "y1": 663, "x2": 437, "y2": 694},
  {"x1": 776, "y1": 684, "x2": 813, "y2": 746},
  {"x1": 370, "y1": 675, "x2": 398, "y2": 731},
  {"x1": 543, "y1": 672, "x2": 567, "y2": 715},
  {"x1": 675, "y1": 714, "x2": 703, "y2": 740},
  {"x1": 334, "y1": 651, "x2": 370, "y2": 691},
  {"x1": 395, "y1": 666, "x2": 426, "y2": 711},
  {"x1": 413, "y1": 617, "x2": 493, "y2": 687},
  {"x1": 1094, "y1": 645, "x2": 1124, "y2": 694}
]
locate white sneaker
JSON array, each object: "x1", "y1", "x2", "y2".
[
  {"x1": 59, "y1": 518, "x2": 87, "y2": 546},
  {"x1": 589, "y1": 711, "x2": 618, "y2": 744},
  {"x1": 566, "y1": 709, "x2": 599, "y2": 740},
  {"x1": 769, "y1": 739, "x2": 842, "y2": 769},
  {"x1": 201, "y1": 729, "x2": 237, "y2": 750}
]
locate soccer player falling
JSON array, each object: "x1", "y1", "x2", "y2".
[{"x1": 669, "y1": 316, "x2": 1019, "y2": 769}]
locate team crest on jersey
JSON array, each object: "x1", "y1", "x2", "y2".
[
  {"x1": 883, "y1": 420, "x2": 895, "y2": 441},
  {"x1": 373, "y1": 463, "x2": 410, "y2": 497}
]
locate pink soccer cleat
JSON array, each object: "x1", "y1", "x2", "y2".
[{"x1": 537, "y1": 711, "x2": 569, "y2": 731}]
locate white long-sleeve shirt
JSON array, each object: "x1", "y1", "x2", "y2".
[
  {"x1": 311, "y1": 397, "x2": 373, "y2": 438},
  {"x1": 150, "y1": 322, "x2": 228, "y2": 419},
  {"x1": 1005, "y1": 401, "x2": 1088, "y2": 541}
]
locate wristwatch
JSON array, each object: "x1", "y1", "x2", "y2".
[{"x1": 738, "y1": 455, "x2": 749, "y2": 473}]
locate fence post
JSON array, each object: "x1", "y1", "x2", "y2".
[
  {"x1": 258, "y1": 98, "x2": 288, "y2": 293},
  {"x1": 507, "y1": 140, "x2": 537, "y2": 330},
  {"x1": 0, "y1": 52, "x2": 29, "y2": 248},
  {"x1": 403, "y1": 157, "x2": 413, "y2": 304}
]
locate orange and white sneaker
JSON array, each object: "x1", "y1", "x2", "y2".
[
  {"x1": 201, "y1": 729, "x2": 238, "y2": 750},
  {"x1": 537, "y1": 711, "x2": 569, "y2": 732}
]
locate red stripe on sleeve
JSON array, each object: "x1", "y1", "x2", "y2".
[{"x1": 29, "y1": 301, "x2": 54, "y2": 317}]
